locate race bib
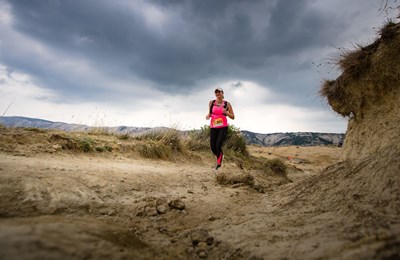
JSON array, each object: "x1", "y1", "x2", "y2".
[{"x1": 213, "y1": 118, "x2": 223, "y2": 127}]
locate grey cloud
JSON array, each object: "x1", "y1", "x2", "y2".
[
  {"x1": 232, "y1": 81, "x2": 242, "y2": 88},
  {"x1": 1, "y1": 0, "x2": 382, "y2": 108}
]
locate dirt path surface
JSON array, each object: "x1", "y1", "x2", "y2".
[{"x1": 0, "y1": 131, "x2": 399, "y2": 259}]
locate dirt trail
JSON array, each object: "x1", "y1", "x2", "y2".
[{"x1": 1, "y1": 139, "x2": 399, "y2": 259}]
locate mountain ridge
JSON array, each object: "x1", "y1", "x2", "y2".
[{"x1": 0, "y1": 116, "x2": 345, "y2": 146}]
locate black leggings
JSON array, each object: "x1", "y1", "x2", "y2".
[{"x1": 210, "y1": 126, "x2": 228, "y2": 162}]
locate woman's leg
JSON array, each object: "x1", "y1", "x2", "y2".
[
  {"x1": 215, "y1": 127, "x2": 228, "y2": 167},
  {"x1": 210, "y1": 127, "x2": 218, "y2": 156}
]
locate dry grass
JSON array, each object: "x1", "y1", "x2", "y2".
[
  {"x1": 134, "y1": 128, "x2": 184, "y2": 160},
  {"x1": 215, "y1": 171, "x2": 254, "y2": 186},
  {"x1": 137, "y1": 141, "x2": 172, "y2": 160},
  {"x1": 135, "y1": 128, "x2": 183, "y2": 152},
  {"x1": 88, "y1": 127, "x2": 111, "y2": 136},
  {"x1": 185, "y1": 126, "x2": 209, "y2": 151},
  {"x1": 320, "y1": 21, "x2": 400, "y2": 118}
]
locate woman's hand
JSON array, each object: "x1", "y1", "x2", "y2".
[{"x1": 206, "y1": 114, "x2": 211, "y2": 120}]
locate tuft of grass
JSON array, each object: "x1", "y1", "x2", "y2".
[
  {"x1": 137, "y1": 141, "x2": 172, "y2": 160},
  {"x1": 232, "y1": 155, "x2": 288, "y2": 177},
  {"x1": 320, "y1": 21, "x2": 400, "y2": 118},
  {"x1": 215, "y1": 171, "x2": 254, "y2": 186},
  {"x1": 88, "y1": 127, "x2": 111, "y2": 136},
  {"x1": 95, "y1": 145, "x2": 113, "y2": 152},
  {"x1": 134, "y1": 128, "x2": 184, "y2": 160},
  {"x1": 25, "y1": 127, "x2": 48, "y2": 133},
  {"x1": 117, "y1": 133, "x2": 131, "y2": 140},
  {"x1": 136, "y1": 128, "x2": 183, "y2": 152},
  {"x1": 264, "y1": 158, "x2": 287, "y2": 176},
  {"x1": 185, "y1": 125, "x2": 210, "y2": 151}
]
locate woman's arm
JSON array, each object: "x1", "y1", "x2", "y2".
[
  {"x1": 205, "y1": 100, "x2": 212, "y2": 120},
  {"x1": 226, "y1": 102, "x2": 235, "y2": 120}
]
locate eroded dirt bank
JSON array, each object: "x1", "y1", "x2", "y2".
[{"x1": 0, "y1": 129, "x2": 399, "y2": 259}]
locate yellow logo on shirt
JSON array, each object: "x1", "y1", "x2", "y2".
[{"x1": 213, "y1": 118, "x2": 223, "y2": 127}]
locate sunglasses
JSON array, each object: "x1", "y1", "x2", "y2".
[{"x1": 215, "y1": 90, "x2": 222, "y2": 93}]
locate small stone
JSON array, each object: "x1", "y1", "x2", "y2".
[
  {"x1": 52, "y1": 144, "x2": 62, "y2": 151},
  {"x1": 156, "y1": 204, "x2": 168, "y2": 214},
  {"x1": 145, "y1": 206, "x2": 158, "y2": 216},
  {"x1": 107, "y1": 210, "x2": 116, "y2": 216},
  {"x1": 187, "y1": 190, "x2": 194, "y2": 194},
  {"x1": 208, "y1": 216, "x2": 216, "y2": 221},
  {"x1": 99, "y1": 209, "x2": 109, "y2": 215},
  {"x1": 232, "y1": 183, "x2": 244, "y2": 188},
  {"x1": 197, "y1": 242, "x2": 208, "y2": 249},
  {"x1": 198, "y1": 251, "x2": 208, "y2": 258},
  {"x1": 190, "y1": 229, "x2": 213, "y2": 246},
  {"x1": 206, "y1": 236, "x2": 214, "y2": 245},
  {"x1": 169, "y1": 199, "x2": 186, "y2": 210},
  {"x1": 158, "y1": 227, "x2": 169, "y2": 234}
]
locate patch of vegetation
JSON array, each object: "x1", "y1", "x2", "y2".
[
  {"x1": 186, "y1": 125, "x2": 209, "y2": 151},
  {"x1": 51, "y1": 134, "x2": 95, "y2": 152},
  {"x1": 95, "y1": 145, "x2": 113, "y2": 152},
  {"x1": 229, "y1": 154, "x2": 288, "y2": 177},
  {"x1": 88, "y1": 127, "x2": 111, "y2": 136},
  {"x1": 24, "y1": 127, "x2": 48, "y2": 133},
  {"x1": 225, "y1": 125, "x2": 248, "y2": 156},
  {"x1": 117, "y1": 133, "x2": 131, "y2": 140},
  {"x1": 186, "y1": 125, "x2": 248, "y2": 156},
  {"x1": 78, "y1": 137, "x2": 95, "y2": 152},
  {"x1": 215, "y1": 171, "x2": 254, "y2": 186},
  {"x1": 264, "y1": 158, "x2": 287, "y2": 176},
  {"x1": 137, "y1": 141, "x2": 172, "y2": 160},
  {"x1": 136, "y1": 129, "x2": 182, "y2": 151},
  {"x1": 135, "y1": 128, "x2": 183, "y2": 158}
]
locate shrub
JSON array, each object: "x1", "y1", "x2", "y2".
[
  {"x1": 78, "y1": 137, "x2": 95, "y2": 152},
  {"x1": 224, "y1": 125, "x2": 248, "y2": 156},
  {"x1": 186, "y1": 125, "x2": 210, "y2": 151},
  {"x1": 264, "y1": 158, "x2": 287, "y2": 176},
  {"x1": 95, "y1": 145, "x2": 113, "y2": 152},
  {"x1": 186, "y1": 125, "x2": 248, "y2": 155}
]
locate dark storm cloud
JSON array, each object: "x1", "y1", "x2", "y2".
[{"x1": 1, "y1": 0, "x2": 379, "y2": 105}]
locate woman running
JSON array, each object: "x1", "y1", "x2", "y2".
[{"x1": 206, "y1": 88, "x2": 235, "y2": 170}]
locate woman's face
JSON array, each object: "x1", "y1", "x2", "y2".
[{"x1": 215, "y1": 90, "x2": 223, "y2": 98}]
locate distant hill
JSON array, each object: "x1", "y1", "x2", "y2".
[
  {"x1": 241, "y1": 130, "x2": 344, "y2": 147},
  {"x1": 0, "y1": 116, "x2": 345, "y2": 146},
  {"x1": 0, "y1": 116, "x2": 152, "y2": 135}
]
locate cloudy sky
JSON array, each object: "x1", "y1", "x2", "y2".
[{"x1": 0, "y1": 0, "x2": 397, "y2": 133}]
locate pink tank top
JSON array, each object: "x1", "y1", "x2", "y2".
[{"x1": 210, "y1": 100, "x2": 229, "y2": 128}]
